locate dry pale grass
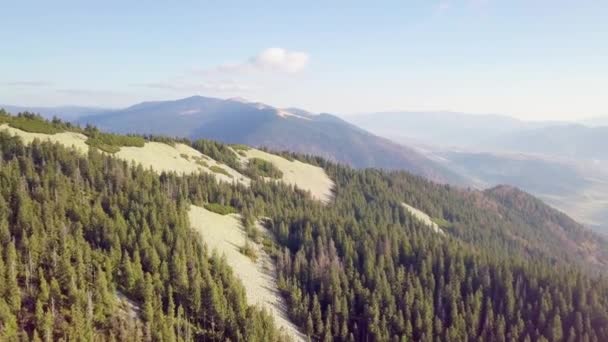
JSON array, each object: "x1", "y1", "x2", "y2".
[
  {"x1": 0, "y1": 123, "x2": 90, "y2": 153},
  {"x1": 240, "y1": 148, "x2": 334, "y2": 203},
  {"x1": 402, "y1": 202, "x2": 444, "y2": 234},
  {"x1": 0, "y1": 124, "x2": 249, "y2": 185},
  {"x1": 189, "y1": 205, "x2": 305, "y2": 341},
  {"x1": 116, "y1": 142, "x2": 250, "y2": 185}
]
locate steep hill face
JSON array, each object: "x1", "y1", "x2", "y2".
[
  {"x1": 76, "y1": 96, "x2": 461, "y2": 183},
  {"x1": 483, "y1": 185, "x2": 608, "y2": 268},
  {"x1": 425, "y1": 148, "x2": 608, "y2": 232}
]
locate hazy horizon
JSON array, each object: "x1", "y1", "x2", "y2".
[
  {"x1": 2, "y1": 1, "x2": 608, "y2": 121},
  {"x1": 2, "y1": 94, "x2": 604, "y2": 124}
]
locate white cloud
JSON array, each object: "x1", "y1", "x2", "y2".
[
  {"x1": 200, "y1": 48, "x2": 310, "y2": 75},
  {"x1": 249, "y1": 48, "x2": 309, "y2": 73},
  {"x1": 437, "y1": 1, "x2": 451, "y2": 11}
]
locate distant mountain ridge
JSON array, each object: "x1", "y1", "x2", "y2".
[
  {"x1": 485, "y1": 124, "x2": 608, "y2": 160},
  {"x1": 344, "y1": 111, "x2": 536, "y2": 147},
  {"x1": 72, "y1": 95, "x2": 462, "y2": 183},
  {"x1": 0, "y1": 104, "x2": 109, "y2": 121}
]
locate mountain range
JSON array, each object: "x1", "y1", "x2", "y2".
[
  {"x1": 3, "y1": 97, "x2": 607, "y2": 233},
  {"x1": 70, "y1": 96, "x2": 461, "y2": 183},
  {"x1": 0, "y1": 107, "x2": 607, "y2": 340}
]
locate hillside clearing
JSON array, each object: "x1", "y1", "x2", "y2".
[
  {"x1": 116, "y1": 142, "x2": 249, "y2": 184},
  {"x1": 238, "y1": 148, "x2": 334, "y2": 203},
  {"x1": 0, "y1": 124, "x2": 249, "y2": 185},
  {"x1": 0, "y1": 123, "x2": 90, "y2": 153},
  {"x1": 402, "y1": 202, "x2": 444, "y2": 234},
  {"x1": 188, "y1": 205, "x2": 305, "y2": 341}
]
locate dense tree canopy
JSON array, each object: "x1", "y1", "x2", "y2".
[{"x1": 0, "y1": 111, "x2": 607, "y2": 341}]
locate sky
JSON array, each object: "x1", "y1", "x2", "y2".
[{"x1": 1, "y1": 0, "x2": 607, "y2": 121}]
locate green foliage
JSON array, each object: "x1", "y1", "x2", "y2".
[
  {"x1": 209, "y1": 165, "x2": 232, "y2": 178},
  {"x1": 195, "y1": 159, "x2": 208, "y2": 168},
  {"x1": 84, "y1": 126, "x2": 145, "y2": 153},
  {"x1": 246, "y1": 158, "x2": 283, "y2": 179},
  {"x1": 432, "y1": 217, "x2": 452, "y2": 229},
  {"x1": 231, "y1": 144, "x2": 250, "y2": 151},
  {"x1": 0, "y1": 133, "x2": 285, "y2": 340},
  {"x1": 239, "y1": 241, "x2": 258, "y2": 262},
  {"x1": 180, "y1": 153, "x2": 190, "y2": 160},
  {"x1": 192, "y1": 140, "x2": 241, "y2": 170},
  {"x1": 0, "y1": 111, "x2": 67, "y2": 134},
  {"x1": 144, "y1": 134, "x2": 179, "y2": 147},
  {"x1": 204, "y1": 203, "x2": 237, "y2": 215},
  {"x1": 1, "y1": 117, "x2": 608, "y2": 341}
]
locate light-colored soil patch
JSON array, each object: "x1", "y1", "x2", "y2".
[
  {"x1": 116, "y1": 142, "x2": 249, "y2": 185},
  {"x1": 116, "y1": 291, "x2": 141, "y2": 321},
  {"x1": 402, "y1": 202, "x2": 444, "y2": 234},
  {"x1": 189, "y1": 205, "x2": 305, "y2": 341},
  {"x1": 0, "y1": 124, "x2": 249, "y2": 185},
  {"x1": 0, "y1": 123, "x2": 89, "y2": 153},
  {"x1": 239, "y1": 148, "x2": 334, "y2": 203}
]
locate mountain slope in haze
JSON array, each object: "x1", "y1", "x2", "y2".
[
  {"x1": 583, "y1": 115, "x2": 608, "y2": 127},
  {"x1": 344, "y1": 111, "x2": 536, "y2": 147},
  {"x1": 345, "y1": 111, "x2": 608, "y2": 234},
  {"x1": 1, "y1": 104, "x2": 109, "y2": 121},
  {"x1": 484, "y1": 185, "x2": 608, "y2": 267},
  {"x1": 77, "y1": 96, "x2": 461, "y2": 183},
  {"x1": 420, "y1": 146, "x2": 608, "y2": 233},
  {"x1": 486, "y1": 124, "x2": 608, "y2": 160}
]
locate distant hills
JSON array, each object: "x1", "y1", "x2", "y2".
[
  {"x1": 68, "y1": 96, "x2": 462, "y2": 183},
  {"x1": 0, "y1": 104, "x2": 108, "y2": 121},
  {"x1": 345, "y1": 111, "x2": 538, "y2": 147},
  {"x1": 443, "y1": 149, "x2": 608, "y2": 231},
  {"x1": 486, "y1": 124, "x2": 608, "y2": 160},
  {"x1": 584, "y1": 115, "x2": 608, "y2": 127},
  {"x1": 346, "y1": 111, "x2": 608, "y2": 160},
  {"x1": 347, "y1": 111, "x2": 608, "y2": 233},
  {"x1": 4, "y1": 98, "x2": 607, "y2": 232}
]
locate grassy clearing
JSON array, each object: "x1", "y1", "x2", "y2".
[
  {"x1": 189, "y1": 206, "x2": 306, "y2": 341},
  {"x1": 243, "y1": 148, "x2": 334, "y2": 203},
  {"x1": 203, "y1": 203, "x2": 237, "y2": 215},
  {"x1": 402, "y1": 202, "x2": 444, "y2": 234}
]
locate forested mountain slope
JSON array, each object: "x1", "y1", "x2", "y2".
[
  {"x1": 75, "y1": 96, "x2": 462, "y2": 183},
  {"x1": 0, "y1": 111, "x2": 607, "y2": 341}
]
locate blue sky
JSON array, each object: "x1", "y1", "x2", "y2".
[{"x1": 1, "y1": 0, "x2": 607, "y2": 120}]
